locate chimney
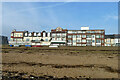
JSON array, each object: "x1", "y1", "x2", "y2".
[{"x1": 13, "y1": 29, "x2": 16, "y2": 32}]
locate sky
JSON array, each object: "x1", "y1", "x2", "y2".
[{"x1": 2, "y1": 2, "x2": 118, "y2": 38}]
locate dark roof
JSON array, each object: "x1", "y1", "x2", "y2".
[{"x1": 105, "y1": 34, "x2": 120, "y2": 39}]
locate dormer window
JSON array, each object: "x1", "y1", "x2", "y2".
[
  {"x1": 29, "y1": 33, "x2": 32, "y2": 36},
  {"x1": 34, "y1": 33, "x2": 37, "y2": 36},
  {"x1": 48, "y1": 33, "x2": 50, "y2": 37},
  {"x1": 43, "y1": 32, "x2": 46, "y2": 37},
  {"x1": 25, "y1": 33, "x2": 28, "y2": 36},
  {"x1": 37, "y1": 33, "x2": 41, "y2": 36},
  {"x1": 56, "y1": 27, "x2": 62, "y2": 31}
]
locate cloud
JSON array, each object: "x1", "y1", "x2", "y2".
[
  {"x1": 4, "y1": 2, "x2": 69, "y2": 16},
  {"x1": 104, "y1": 15, "x2": 118, "y2": 21},
  {"x1": 2, "y1": 2, "x2": 69, "y2": 36}
]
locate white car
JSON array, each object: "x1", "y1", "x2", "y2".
[
  {"x1": 14, "y1": 45, "x2": 20, "y2": 47},
  {"x1": 49, "y1": 45, "x2": 58, "y2": 48}
]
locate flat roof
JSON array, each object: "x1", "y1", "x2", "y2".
[{"x1": 105, "y1": 34, "x2": 120, "y2": 39}]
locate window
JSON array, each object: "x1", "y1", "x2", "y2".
[
  {"x1": 73, "y1": 35, "x2": 76, "y2": 38},
  {"x1": 86, "y1": 44, "x2": 92, "y2": 46},
  {"x1": 34, "y1": 33, "x2": 37, "y2": 36},
  {"x1": 68, "y1": 44, "x2": 72, "y2": 46},
  {"x1": 87, "y1": 35, "x2": 91, "y2": 38},
  {"x1": 91, "y1": 31, "x2": 95, "y2": 33},
  {"x1": 68, "y1": 35, "x2": 72, "y2": 38},
  {"x1": 96, "y1": 40, "x2": 101, "y2": 43},
  {"x1": 43, "y1": 33, "x2": 46, "y2": 37},
  {"x1": 82, "y1": 35, "x2": 86, "y2": 38},
  {"x1": 52, "y1": 34, "x2": 56, "y2": 37},
  {"x1": 82, "y1": 44, "x2": 86, "y2": 46},
  {"x1": 48, "y1": 33, "x2": 50, "y2": 37},
  {"x1": 98, "y1": 31, "x2": 102, "y2": 33},
  {"x1": 13, "y1": 38, "x2": 16, "y2": 41},
  {"x1": 26, "y1": 38, "x2": 29, "y2": 41},
  {"x1": 77, "y1": 44, "x2": 81, "y2": 46},
  {"x1": 82, "y1": 31, "x2": 86, "y2": 33},
  {"x1": 72, "y1": 31, "x2": 77, "y2": 34},
  {"x1": 17, "y1": 39, "x2": 19, "y2": 41},
  {"x1": 96, "y1": 35, "x2": 101, "y2": 38},
  {"x1": 92, "y1": 40, "x2": 95, "y2": 43},
  {"x1": 87, "y1": 40, "x2": 91, "y2": 43},
  {"x1": 101, "y1": 31, "x2": 104, "y2": 33},
  {"x1": 68, "y1": 40, "x2": 72, "y2": 43},
  {"x1": 77, "y1": 39, "x2": 81, "y2": 42},
  {"x1": 57, "y1": 33, "x2": 61, "y2": 37},
  {"x1": 10, "y1": 38, "x2": 13, "y2": 41},
  {"x1": 62, "y1": 38, "x2": 66, "y2": 41},
  {"x1": 95, "y1": 31, "x2": 104, "y2": 33},
  {"x1": 82, "y1": 39, "x2": 86, "y2": 42},
  {"x1": 77, "y1": 35, "x2": 81, "y2": 38},
  {"x1": 20, "y1": 34, "x2": 22, "y2": 37},
  {"x1": 101, "y1": 35, "x2": 104, "y2": 38},
  {"x1": 45, "y1": 39, "x2": 48, "y2": 42},
  {"x1": 62, "y1": 33, "x2": 66, "y2": 37},
  {"x1": 69, "y1": 31, "x2": 77, "y2": 34},
  {"x1": 95, "y1": 31, "x2": 101, "y2": 33},
  {"x1": 15, "y1": 34, "x2": 17, "y2": 37},
  {"x1": 38, "y1": 33, "x2": 41, "y2": 36},
  {"x1": 107, "y1": 39, "x2": 110, "y2": 42},
  {"x1": 57, "y1": 38, "x2": 61, "y2": 40},
  {"x1": 73, "y1": 40, "x2": 76, "y2": 43},
  {"x1": 86, "y1": 31, "x2": 90, "y2": 33},
  {"x1": 92, "y1": 35, "x2": 95, "y2": 38},
  {"x1": 68, "y1": 31, "x2": 72, "y2": 34},
  {"x1": 18, "y1": 39, "x2": 22, "y2": 41},
  {"x1": 29, "y1": 33, "x2": 32, "y2": 36},
  {"x1": 119, "y1": 39, "x2": 120, "y2": 43},
  {"x1": 35, "y1": 39, "x2": 39, "y2": 42},
  {"x1": 52, "y1": 38, "x2": 55, "y2": 40},
  {"x1": 102, "y1": 40, "x2": 104, "y2": 43},
  {"x1": 25, "y1": 33, "x2": 28, "y2": 36},
  {"x1": 78, "y1": 31, "x2": 82, "y2": 33}
]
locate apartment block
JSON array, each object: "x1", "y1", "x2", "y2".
[
  {"x1": 51, "y1": 27, "x2": 67, "y2": 46},
  {"x1": 67, "y1": 27, "x2": 105, "y2": 46},
  {"x1": 105, "y1": 34, "x2": 120, "y2": 46}
]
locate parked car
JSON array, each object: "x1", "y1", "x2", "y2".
[
  {"x1": 49, "y1": 45, "x2": 58, "y2": 48},
  {"x1": 25, "y1": 45, "x2": 31, "y2": 47},
  {"x1": 14, "y1": 45, "x2": 20, "y2": 47},
  {"x1": 9, "y1": 45, "x2": 13, "y2": 47}
]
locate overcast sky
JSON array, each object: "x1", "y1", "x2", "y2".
[{"x1": 2, "y1": 2, "x2": 118, "y2": 38}]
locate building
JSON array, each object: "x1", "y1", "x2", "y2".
[
  {"x1": 67, "y1": 27, "x2": 105, "y2": 46},
  {"x1": 9, "y1": 29, "x2": 27, "y2": 45},
  {"x1": 9, "y1": 29, "x2": 51, "y2": 46},
  {"x1": 51, "y1": 27, "x2": 67, "y2": 46},
  {"x1": 0, "y1": 36, "x2": 8, "y2": 45},
  {"x1": 105, "y1": 34, "x2": 120, "y2": 46},
  {"x1": 9, "y1": 27, "x2": 106, "y2": 46}
]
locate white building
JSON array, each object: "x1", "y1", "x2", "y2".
[
  {"x1": 105, "y1": 34, "x2": 120, "y2": 46},
  {"x1": 9, "y1": 30, "x2": 51, "y2": 46}
]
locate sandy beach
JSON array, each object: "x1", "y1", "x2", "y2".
[{"x1": 2, "y1": 46, "x2": 119, "y2": 79}]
